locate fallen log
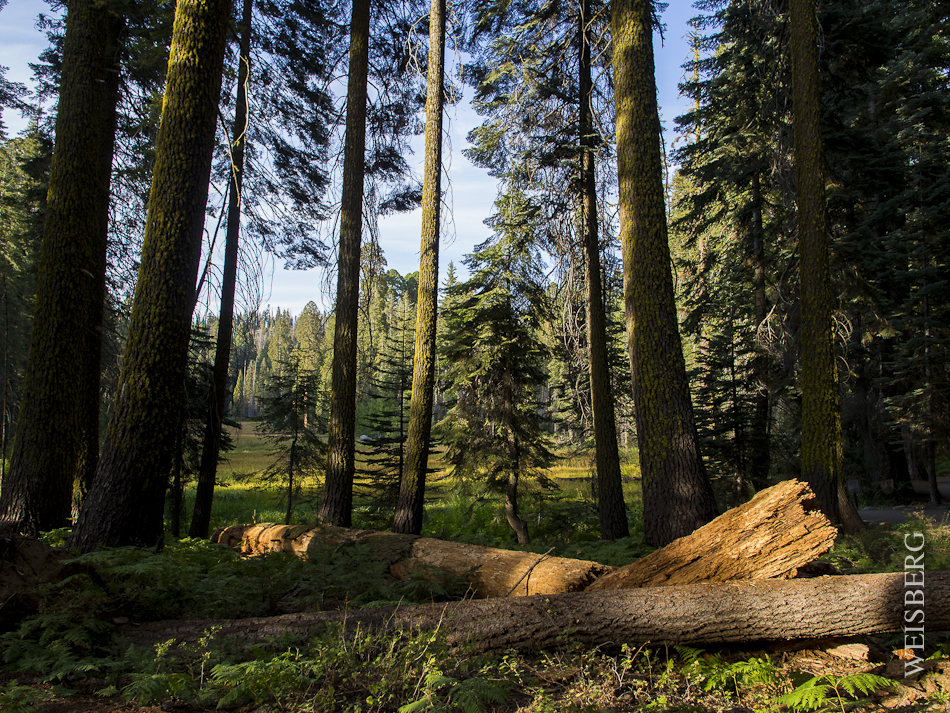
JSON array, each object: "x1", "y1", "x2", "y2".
[
  {"x1": 124, "y1": 571, "x2": 950, "y2": 655},
  {"x1": 212, "y1": 479, "x2": 836, "y2": 596},
  {"x1": 212, "y1": 523, "x2": 610, "y2": 598},
  {"x1": 589, "y1": 478, "x2": 838, "y2": 590}
]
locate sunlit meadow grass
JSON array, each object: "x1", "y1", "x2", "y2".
[{"x1": 184, "y1": 423, "x2": 650, "y2": 565}]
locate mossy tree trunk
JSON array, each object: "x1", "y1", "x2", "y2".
[
  {"x1": 75, "y1": 19, "x2": 122, "y2": 519},
  {"x1": 579, "y1": 0, "x2": 627, "y2": 540},
  {"x1": 190, "y1": 0, "x2": 253, "y2": 539},
  {"x1": 320, "y1": 0, "x2": 372, "y2": 527},
  {"x1": 749, "y1": 171, "x2": 771, "y2": 492},
  {"x1": 789, "y1": 0, "x2": 863, "y2": 532},
  {"x1": 612, "y1": 0, "x2": 718, "y2": 547},
  {"x1": 393, "y1": 0, "x2": 446, "y2": 536},
  {"x1": 0, "y1": 0, "x2": 121, "y2": 535},
  {"x1": 69, "y1": 0, "x2": 230, "y2": 552}
]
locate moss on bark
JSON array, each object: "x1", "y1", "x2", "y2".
[
  {"x1": 393, "y1": 0, "x2": 446, "y2": 536},
  {"x1": 612, "y1": 0, "x2": 718, "y2": 547},
  {"x1": 0, "y1": 0, "x2": 121, "y2": 534},
  {"x1": 70, "y1": 0, "x2": 230, "y2": 552}
]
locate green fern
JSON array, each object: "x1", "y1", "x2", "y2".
[
  {"x1": 0, "y1": 680, "x2": 55, "y2": 712},
  {"x1": 777, "y1": 671, "x2": 898, "y2": 712},
  {"x1": 677, "y1": 646, "x2": 779, "y2": 701},
  {"x1": 399, "y1": 664, "x2": 510, "y2": 713}
]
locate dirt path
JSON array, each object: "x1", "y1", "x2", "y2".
[{"x1": 857, "y1": 504, "x2": 950, "y2": 525}]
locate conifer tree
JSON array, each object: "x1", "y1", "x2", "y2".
[
  {"x1": 393, "y1": 0, "x2": 447, "y2": 535},
  {"x1": 190, "y1": 0, "x2": 254, "y2": 539},
  {"x1": 672, "y1": 0, "x2": 789, "y2": 497},
  {"x1": 257, "y1": 354, "x2": 324, "y2": 525},
  {"x1": 438, "y1": 190, "x2": 555, "y2": 544},
  {"x1": 359, "y1": 293, "x2": 416, "y2": 506},
  {"x1": 789, "y1": 0, "x2": 863, "y2": 530},
  {"x1": 465, "y1": 0, "x2": 627, "y2": 538},
  {"x1": 613, "y1": 0, "x2": 719, "y2": 546},
  {"x1": 320, "y1": 0, "x2": 372, "y2": 527},
  {"x1": 71, "y1": 0, "x2": 231, "y2": 551},
  {"x1": 0, "y1": 0, "x2": 121, "y2": 534}
]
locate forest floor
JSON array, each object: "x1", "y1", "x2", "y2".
[
  {"x1": 3, "y1": 437, "x2": 949, "y2": 712},
  {"x1": 2, "y1": 518, "x2": 950, "y2": 713}
]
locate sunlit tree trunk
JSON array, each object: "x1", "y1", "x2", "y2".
[
  {"x1": 320, "y1": 0, "x2": 372, "y2": 527},
  {"x1": 190, "y1": 0, "x2": 253, "y2": 539},
  {"x1": 393, "y1": 0, "x2": 446, "y2": 535},
  {"x1": 579, "y1": 0, "x2": 628, "y2": 540},
  {"x1": 0, "y1": 0, "x2": 121, "y2": 534},
  {"x1": 612, "y1": 0, "x2": 718, "y2": 547},
  {"x1": 70, "y1": 0, "x2": 231, "y2": 551},
  {"x1": 789, "y1": 0, "x2": 863, "y2": 531}
]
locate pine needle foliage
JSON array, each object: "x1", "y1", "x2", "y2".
[
  {"x1": 254, "y1": 352, "x2": 326, "y2": 524},
  {"x1": 437, "y1": 189, "x2": 558, "y2": 542}
]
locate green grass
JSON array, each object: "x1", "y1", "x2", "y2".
[{"x1": 7, "y1": 435, "x2": 950, "y2": 712}]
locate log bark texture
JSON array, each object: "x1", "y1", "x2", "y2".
[
  {"x1": 212, "y1": 523, "x2": 611, "y2": 598},
  {"x1": 589, "y1": 478, "x2": 837, "y2": 590},
  {"x1": 125, "y1": 572, "x2": 950, "y2": 655},
  {"x1": 214, "y1": 479, "x2": 834, "y2": 596}
]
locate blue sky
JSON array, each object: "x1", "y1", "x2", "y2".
[{"x1": 0, "y1": 0, "x2": 698, "y2": 316}]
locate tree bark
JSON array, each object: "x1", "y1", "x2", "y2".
[
  {"x1": 580, "y1": 0, "x2": 628, "y2": 541},
  {"x1": 214, "y1": 479, "x2": 835, "y2": 597},
  {"x1": 749, "y1": 170, "x2": 771, "y2": 492},
  {"x1": 70, "y1": 0, "x2": 231, "y2": 552},
  {"x1": 0, "y1": 0, "x2": 121, "y2": 535},
  {"x1": 125, "y1": 571, "x2": 950, "y2": 655},
  {"x1": 321, "y1": 0, "x2": 372, "y2": 527},
  {"x1": 789, "y1": 0, "x2": 863, "y2": 533},
  {"x1": 190, "y1": 0, "x2": 253, "y2": 539},
  {"x1": 612, "y1": 0, "x2": 719, "y2": 546},
  {"x1": 588, "y1": 479, "x2": 836, "y2": 590},
  {"x1": 212, "y1": 523, "x2": 610, "y2": 598},
  {"x1": 393, "y1": 0, "x2": 446, "y2": 535}
]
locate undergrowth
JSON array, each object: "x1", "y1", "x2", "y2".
[
  {"x1": 3, "y1": 472, "x2": 950, "y2": 711},
  {"x1": 824, "y1": 516, "x2": 950, "y2": 573}
]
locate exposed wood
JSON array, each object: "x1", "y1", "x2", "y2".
[
  {"x1": 588, "y1": 479, "x2": 837, "y2": 590},
  {"x1": 124, "y1": 571, "x2": 950, "y2": 655},
  {"x1": 211, "y1": 524, "x2": 611, "y2": 598},
  {"x1": 215, "y1": 479, "x2": 834, "y2": 597}
]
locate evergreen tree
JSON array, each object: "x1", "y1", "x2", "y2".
[
  {"x1": 0, "y1": 0, "x2": 122, "y2": 534},
  {"x1": 672, "y1": 0, "x2": 790, "y2": 497},
  {"x1": 790, "y1": 0, "x2": 863, "y2": 530},
  {"x1": 256, "y1": 354, "x2": 325, "y2": 525},
  {"x1": 191, "y1": 0, "x2": 254, "y2": 539},
  {"x1": 394, "y1": 0, "x2": 448, "y2": 535},
  {"x1": 0, "y1": 129, "x2": 45, "y2": 485},
  {"x1": 465, "y1": 0, "x2": 627, "y2": 538},
  {"x1": 358, "y1": 293, "x2": 416, "y2": 507},
  {"x1": 437, "y1": 189, "x2": 556, "y2": 544},
  {"x1": 613, "y1": 0, "x2": 719, "y2": 547},
  {"x1": 71, "y1": 0, "x2": 230, "y2": 552},
  {"x1": 321, "y1": 0, "x2": 373, "y2": 527}
]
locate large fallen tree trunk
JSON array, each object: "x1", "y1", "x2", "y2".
[
  {"x1": 589, "y1": 478, "x2": 838, "y2": 589},
  {"x1": 125, "y1": 571, "x2": 950, "y2": 654},
  {"x1": 212, "y1": 522, "x2": 610, "y2": 597},
  {"x1": 212, "y1": 479, "x2": 836, "y2": 596}
]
